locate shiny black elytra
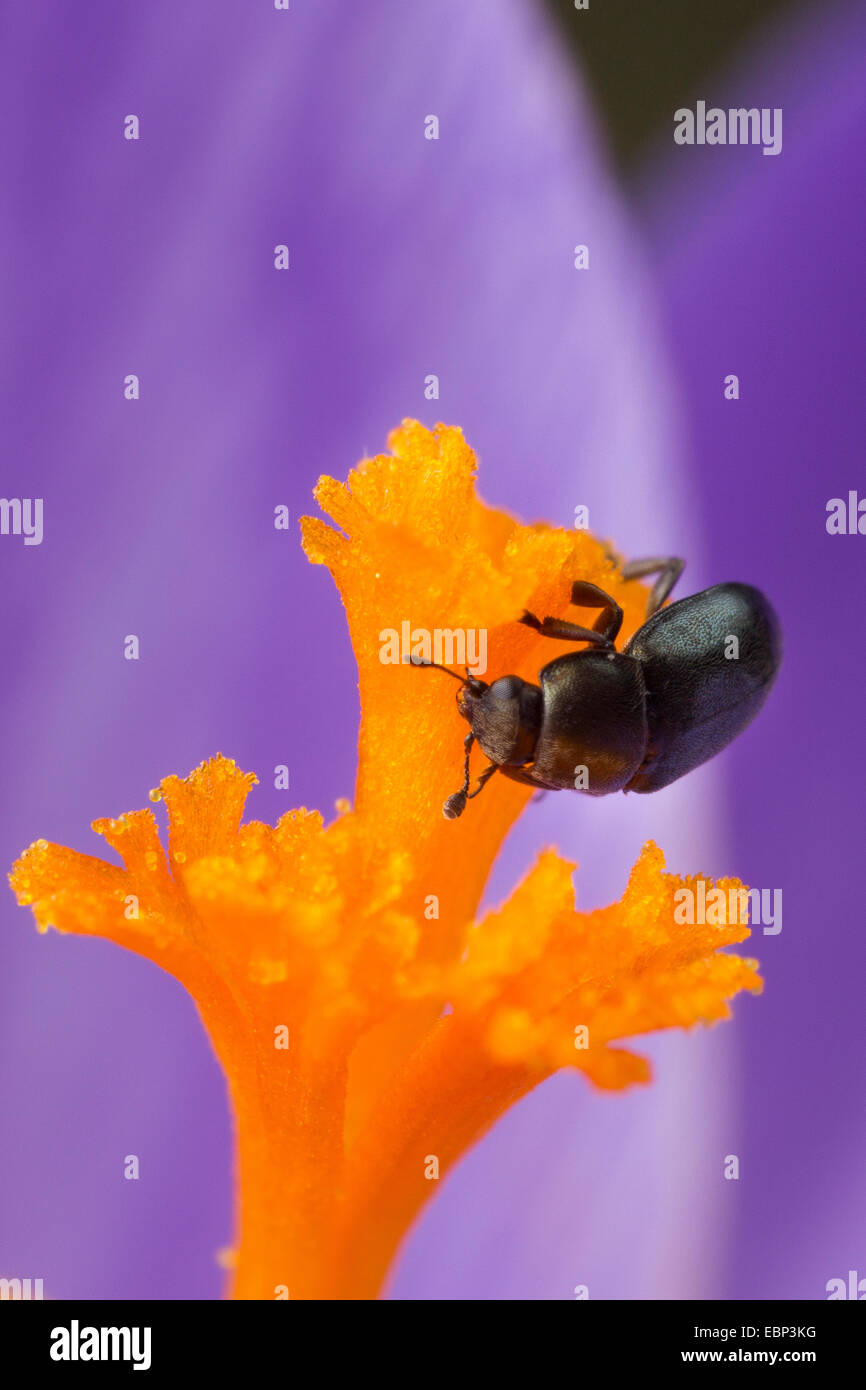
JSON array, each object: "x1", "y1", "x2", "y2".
[{"x1": 414, "y1": 557, "x2": 782, "y2": 819}]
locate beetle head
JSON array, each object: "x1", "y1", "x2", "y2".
[
  {"x1": 457, "y1": 674, "x2": 542, "y2": 767},
  {"x1": 411, "y1": 660, "x2": 542, "y2": 816},
  {"x1": 455, "y1": 673, "x2": 489, "y2": 716}
]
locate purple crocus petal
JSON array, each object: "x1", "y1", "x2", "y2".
[
  {"x1": 0, "y1": 0, "x2": 722, "y2": 1299},
  {"x1": 642, "y1": 0, "x2": 866, "y2": 1299}
]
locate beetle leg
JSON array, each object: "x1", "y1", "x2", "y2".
[
  {"x1": 453, "y1": 730, "x2": 474, "y2": 791},
  {"x1": 443, "y1": 746, "x2": 499, "y2": 820},
  {"x1": 568, "y1": 580, "x2": 624, "y2": 642},
  {"x1": 496, "y1": 763, "x2": 559, "y2": 792},
  {"x1": 520, "y1": 580, "x2": 622, "y2": 646},
  {"x1": 519, "y1": 611, "x2": 614, "y2": 649},
  {"x1": 466, "y1": 763, "x2": 498, "y2": 799},
  {"x1": 443, "y1": 733, "x2": 475, "y2": 819},
  {"x1": 498, "y1": 764, "x2": 560, "y2": 793},
  {"x1": 620, "y1": 555, "x2": 684, "y2": 618}
]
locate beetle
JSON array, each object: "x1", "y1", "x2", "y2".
[{"x1": 413, "y1": 557, "x2": 782, "y2": 818}]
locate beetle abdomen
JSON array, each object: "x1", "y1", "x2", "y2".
[
  {"x1": 623, "y1": 582, "x2": 781, "y2": 793},
  {"x1": 531, "y1": 650, "x2": 648, "y2": 795}
]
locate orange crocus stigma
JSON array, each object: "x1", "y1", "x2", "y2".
[{"x1": 10, "y1": 421, "x2": 762, "y2": 1300}]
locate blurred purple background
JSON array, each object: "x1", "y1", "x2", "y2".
[{"x1": 0, "y1": 0, "x2": 862, "y2": 1299}]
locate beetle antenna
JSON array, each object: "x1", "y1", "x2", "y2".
[
  {"x1": 409, "y1": 656, "x2": 488, "y2": 694},
  {"x1": 409, "y1": 655, "x2": 465, "y2": 683}
]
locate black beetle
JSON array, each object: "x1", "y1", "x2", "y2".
[{"x1": 414, "y1": 557, "x2": 782, "y2": 818}]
